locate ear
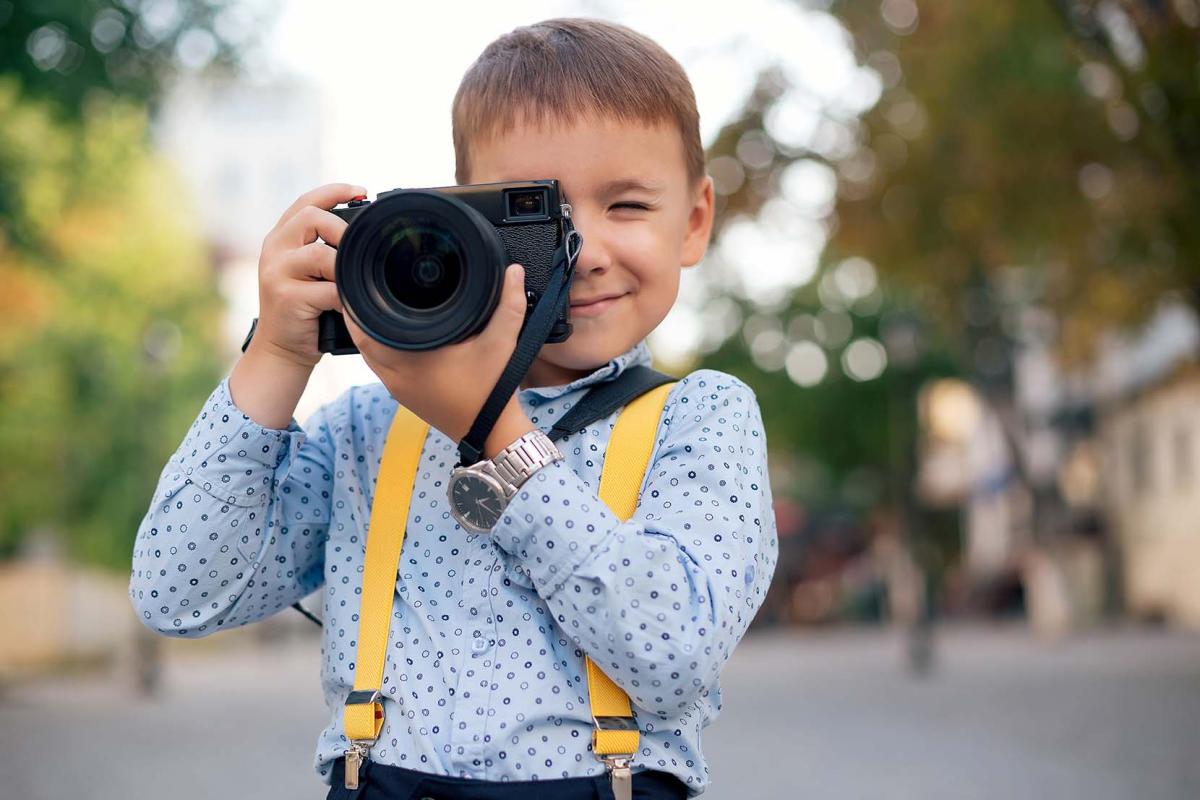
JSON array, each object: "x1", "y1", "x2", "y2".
[{"x1": 680, "y1": 175, "x2": 715, "y2": 268}]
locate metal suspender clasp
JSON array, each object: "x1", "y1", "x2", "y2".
[
  {"x1": 343, "y1": 741, "x2": 370, "y2": 791},
  {"x1": 601, "y1": 754, "x2": 634, "y2": 800},
  {"x1": 593, "y1": 714, "x2": 637, "y2": 800},
  {"x1": 343, "y1": 689, "x2": 383, "y2": 790}
]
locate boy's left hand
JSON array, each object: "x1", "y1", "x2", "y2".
[{"x1": 344, "y1": 262, "x2": 532, "y2": 446}]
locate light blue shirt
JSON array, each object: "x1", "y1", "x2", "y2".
[{"x1": 129, "y1": 339, "x2": 778, "y2": 795}]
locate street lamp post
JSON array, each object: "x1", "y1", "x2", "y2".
[{"x1": 881, "y1": 310, "x2": 935, "y2": 675}]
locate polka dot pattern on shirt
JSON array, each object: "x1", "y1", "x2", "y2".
[{"x1": 128, "y1": 340, "x2": 778, "y2": 796}]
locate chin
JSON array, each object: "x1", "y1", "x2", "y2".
[{"x1": 540, "y1": 335, "x2": 632, "y2": 371}]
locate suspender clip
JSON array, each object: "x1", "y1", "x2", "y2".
[
  {"x1": 343, "y1": 741, "x2": 371, "y2": 790},
  {"x1": 343, "y1": 689, "x2": 383, "y2": 790},
  {"x1": 601, "y1": 754, "x2": 634, "y2": 800}
]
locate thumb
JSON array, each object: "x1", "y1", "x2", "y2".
[{"x1": 482, "y1": 264, "x2": 527, "y2": 343}]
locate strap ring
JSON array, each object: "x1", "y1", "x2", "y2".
[
  {"x1": 593, "y1": 715, "x2": 639, "y2": 731},
  {"x1": 345, "y1": 688, "x2": 383, "y2": 707}
]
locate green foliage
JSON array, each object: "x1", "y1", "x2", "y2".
[
  {"x1": 0, "y1": 0, "x2": 254, "y2": 117},
  {"x1": 693, "y1": 0, "x2": 1200, "y2": 520},
  {"x1": 0, "y1": 0, "x2": 269, "y2": 243},
  {"x1": 0, "y1": 80, "x2": 224, "y2": 568},
  {"x1": 828, "y1": 0, "x2": 1199, "y2": 363},
  {"x1": 696, "y1": 286, "x2": 957, "y2": 513},
  {"x1": 694, "y1": 65, "x2": 959, "y2": 514}
]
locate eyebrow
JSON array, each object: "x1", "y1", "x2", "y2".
[{"x1": 596, "y1": 178, "x2": 666, "y2": 197}]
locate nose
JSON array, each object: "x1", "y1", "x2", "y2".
[{"x1": 569, "y1": 208, "x2": 611, "y2": 278}]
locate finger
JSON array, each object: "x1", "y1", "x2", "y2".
[
  {"x1": 278, "y1": 240, "x2": 337, "y2": 282},
  {"x1": 478, "y1": 264, "x2": 527, "y2": 346},
  {"x1": 273, "y1": 183, "x2": 367, "y2": 231},
  {"x1": 290, "y1": 279, "x2": 343, "y2": 314},
  {"x1": 276, "y1": 205, "x2": 349, "y2": 250}
]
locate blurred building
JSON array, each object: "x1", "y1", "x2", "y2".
[
  {"x1": 1094, "y1": 303, "x2": 1200, "y2": 628},
  {"x1": 153, "y1": 75, "x2": 374, "y2": 422},
  {"x1": 925, "y1": 300, "x2": 1200, "y2": 631},
  {"x1": 154, "y1": 76, "x2": 325, "y2": 259}
]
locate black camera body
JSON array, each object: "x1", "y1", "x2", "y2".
[{"x1": 319, "y1": 179, "x2": 574, "y2": 354}]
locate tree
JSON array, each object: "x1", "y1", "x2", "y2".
[
  {"x1": 0, "y1": 80, "x2": 225, "y2": 568},
  {"x1": 826, "y1": 0, "x2": 1194, "y2": 363},
  {"x1": 0, "y1": 0, "x2": 268, "y2": 250},
  {"x1": 0, "y1": 0, "x2": 254, "y2": 117},
  {"x1": 692, "y1": 66, "x2": 959, "y2": 516},
  {"x1": 0, "y1": 0, "x2": 268, "y2": 568},
  {"x1": 694, "y1": 1, "x2": 1200, "y2": 523}
]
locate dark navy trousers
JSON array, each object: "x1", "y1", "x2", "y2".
[{"x1": 326, "y1": 757, "x2": 689, "y2": 800}]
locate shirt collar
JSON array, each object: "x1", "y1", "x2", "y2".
[{"x1": 520, "y1": 339, "x2": 653, "y2": 401}]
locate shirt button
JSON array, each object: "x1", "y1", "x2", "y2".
[{"x1": 471, "y1": 637, "x2": 488, "y2": 655}]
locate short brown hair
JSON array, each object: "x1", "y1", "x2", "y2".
[{"x1": 452, "y1": 18, "x2": 705, "y2": 187}]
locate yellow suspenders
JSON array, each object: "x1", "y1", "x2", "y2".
[{"x1": 341, "y1": 381, "x2": 676, "y2": 795}]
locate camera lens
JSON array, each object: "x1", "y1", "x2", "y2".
[
  {"x1": 335, "y1": 189, "x2": 507, "y2": 350},
  {"x1": 380, "y1": 221, "x2": 463, "y2": 311}
]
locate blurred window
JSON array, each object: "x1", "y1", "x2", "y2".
[
  {"x1": 1173, "y1": 423, "x2": 1192, "y2": 490},
  {"x1": 1129, "y1": 422, "x2": 1151, "y2": 496}
]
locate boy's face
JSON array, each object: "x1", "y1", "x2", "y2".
[{"x1": 467, "y1": 114, "x2": 714, "y2": 389}]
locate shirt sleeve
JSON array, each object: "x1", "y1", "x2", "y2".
[
  {"x1": 490, "y1": 369, "x2": 778, "y2": 718},
  {"x1": 129, "y1": 376, "x2": 339, "y2": 638}
]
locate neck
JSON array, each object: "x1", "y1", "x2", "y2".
[{"x1": 520, "y1": 356, "x2": 592, "y2": 391}]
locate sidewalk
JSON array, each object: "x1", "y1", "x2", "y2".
[{"x1": 2, "y1": 624, "x2": 1198, "y2": 799}]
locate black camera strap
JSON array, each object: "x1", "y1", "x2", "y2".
[
  {"x1": 547, "y1": 365, "x2": 676, "y2": 444},
  {"x1": 455, "y1": 220, "x2": 581, "y2": 467}
]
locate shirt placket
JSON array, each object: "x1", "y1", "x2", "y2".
[{"x1": 447, "y1": 546, "x2": 501, "y2": 777}]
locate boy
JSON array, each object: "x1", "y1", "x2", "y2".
[{"x1": 130, "y1": 17, "x2": 777, "y2": 799}]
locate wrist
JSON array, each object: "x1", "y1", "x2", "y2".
[
  {"x1": 246, "y1": 334, "x2": 321, "y2": 372},
  {"x1": 230, "y1": 345, "x2": 315, "y2": 429},
  {"x1": 482, "y1": 405, "x2": 535, "y2": 460}
]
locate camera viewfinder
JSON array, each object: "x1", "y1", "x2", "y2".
[{"x1": 506, "y1": 189, "x2": 547, "y2": 220}]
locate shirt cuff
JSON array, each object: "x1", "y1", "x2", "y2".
[
  {"x1": 173, "y1": 377, "x2": 308, "y2": 507},
  {"x1": 492, "y1": 458, "x2": 618, "y2": 596}
]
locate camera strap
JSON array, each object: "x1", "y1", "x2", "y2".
[{"x1": 455, "y1": 218, "x2": 581, "y2": 468}]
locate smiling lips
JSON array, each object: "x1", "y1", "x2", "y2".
[{"x1": 569, "y1": 292, "x2": 627, "y2": 318}]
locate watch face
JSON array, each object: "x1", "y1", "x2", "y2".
[{"x1": 450, "y1": 471, "x2": 506, "y2": 532}]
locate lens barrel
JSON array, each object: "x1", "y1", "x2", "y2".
[{"x1": 335, "y1": 190, "x2": 507, "y2": 351}]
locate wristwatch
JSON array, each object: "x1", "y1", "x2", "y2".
[{"x1": 448, "y1": 429, "x2": 563, "y2": 533}]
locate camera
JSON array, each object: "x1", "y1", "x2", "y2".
[{"x1": 319, "y1": 179, "x2": 576, "y2": 353}]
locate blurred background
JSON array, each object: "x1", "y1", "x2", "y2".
[{"x1": 2, "y1": 1, "x2": 1199, "y2": 798}]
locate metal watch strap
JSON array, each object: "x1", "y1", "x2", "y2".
[{"x1": 490, "y1": 429, "x2": 561, "y2": 493}]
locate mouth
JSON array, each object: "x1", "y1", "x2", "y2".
[{"x1": 569, "y1": 292, "x2": 627, "y2": 318}]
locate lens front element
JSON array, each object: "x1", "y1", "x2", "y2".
[{"x1": 382, "y1": 221, "x2": 463, "y2": 311}]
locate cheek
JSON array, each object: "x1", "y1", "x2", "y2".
[{"x1": 611, "y1": 224, "x2": 674, "y2": 277}]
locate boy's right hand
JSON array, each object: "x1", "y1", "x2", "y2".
[{"x1": 247, "y1": 182, "x2": 367, "y2": 370}]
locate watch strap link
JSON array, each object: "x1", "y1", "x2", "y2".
[{"x1": 491, "y1": 429, "x2": 561, "y2": 491}]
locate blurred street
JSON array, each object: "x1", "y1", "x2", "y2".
[{"x1": 2, "y1": 624, "x2": 1197, "y2": 800}]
